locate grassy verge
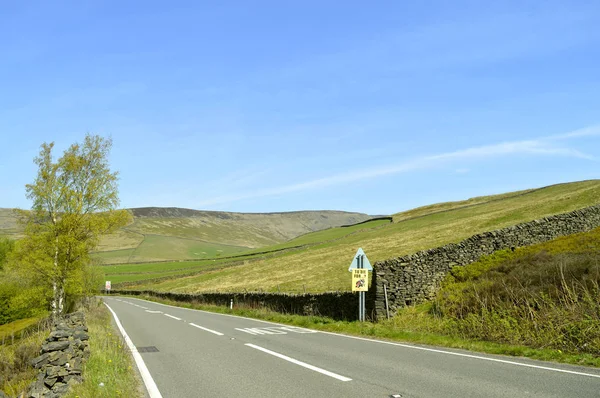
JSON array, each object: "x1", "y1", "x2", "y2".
[
  {"x1": 0, "y1": 317, "x2": 44, "y2": 343},
  {"x1": 0, "y1": 318, "x2": 50, "y2": 396},
  {"x1": 125, "y1": 294, "x2": 600, "y2": 368},
  {"x1": 65, "y1": 300, "x2": 141, "y2": 398}
]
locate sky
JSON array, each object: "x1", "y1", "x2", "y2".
[{"x1": 1, "y1": 1, "x2": 599, "y2": 215}]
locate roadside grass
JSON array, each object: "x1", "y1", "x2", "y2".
[
  {"x1": 125, "y1": 294, "x2": 600, "y2": 368},
  {"x1": 431, "y1": 228, "x2": 600, "y2": 356},
  {"x1": 0, "y1": 317, "x2": 42, "y2": 342},
  {"x1": 65, "y1": 300, "x2": 141, "y2": 398},
  {"x1": 131, "y1": 180, "x2": 600, "y2": 293},
  {"x1": 0, "y1": 318, "x2": 50, "y2": 396}
]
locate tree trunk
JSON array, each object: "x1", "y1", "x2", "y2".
[{"x1": 52, "y1": 231, "x2": 61, "y2": 320}]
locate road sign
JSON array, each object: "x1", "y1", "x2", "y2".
[
  {"x1": 105, "y1": 281, "x2": 111, "y2": 291},
  {"x1": 348, "y1": 248, "x2": 372, "y2": 271},
  {"x1": 352, "y1": 269, "x2": 368, "y2": 292}
]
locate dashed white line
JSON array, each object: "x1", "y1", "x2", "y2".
[
  {"x1": 145, "y1": 310, "x2": 163, "y2": 314},
  {"x1": 104, "y1": 303, "x2": 163, "y2": 398},
  {"x1": 189, "y1": 323, "x2": 224, "y2": 336},
  {"x1": 164, "y1": 314, "x2": 182, "y2": 321},
  {"x1": 245, "y1": 343, "x2": 352, "y2": 382}
]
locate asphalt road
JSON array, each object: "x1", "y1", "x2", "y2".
[{"x1": 102, "y1": 296, "x2": 600, "y2": 398}]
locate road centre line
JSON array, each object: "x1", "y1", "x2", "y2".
[
  {"x1": 104, "y1": 303, "x2": 163, "y2": 398},
  {"x1": 189, "y1": 323, "x2": 224, "y2": 336},
  {"x1": 119, "y1": 297, "x2": 600, "y2": 380},
  {"x1": 164, "y1": 314, "x2": 182, "y2": 321},
  {"x1": 245, "y1": 343, "x2": 352, "y2": 382},
  {"x1": 145, "y1": 310, "x2": 163, "y2": 314}
]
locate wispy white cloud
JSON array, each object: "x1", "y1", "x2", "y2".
[
  {"x1": 196, "y1": 126, "x2": 598, "y2": 208},
  {"x1": 427, "y1": 139, "x2": 594, "y2": 162},
  {"x1": 549, "y1": 125, "x2": 600, "y2": 140}
]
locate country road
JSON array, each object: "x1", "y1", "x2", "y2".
[{"x1": 102, "y1": 296, "x2": 600, "y2": 398}]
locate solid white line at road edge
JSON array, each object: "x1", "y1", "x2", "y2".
[
  {"x1": 120, "y1": 297, "x2": 600, "y2": 379},
  {"x1": 316, "y1": 330, "x2": 600, "y2": 380},
  {"x1": 189, "y1": 322, "x2": 224, "y2": 336},
  {"x1": 104, "y1": 303, "x2": 163, "y2": 398},
  {"x1": 245, "y1": 343, "x2": 352, "y2": 382}
]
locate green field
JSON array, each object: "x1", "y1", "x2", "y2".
[
  {"x1": 109, "y1": 180, "x2": 600, "y2": 293},
  {"x1": 103, "y1": 218, "x2": 392, "y2": 285}
]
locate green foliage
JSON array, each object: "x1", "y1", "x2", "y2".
[
  {"x1": 10, "y1": 134, "x2": 130, "y2": 318},
  {"x1": 0, "y1": 237, "x2": 14, "y2": 271},
  {"x1": 428, "y1": 227, "x2": 600, "y2": 355},
  {"x1": 0, "y1": 317, "x2": 50, "y2": 396}
]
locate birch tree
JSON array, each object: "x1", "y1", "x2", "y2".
[{"x1": 15, "y1": 134, "x2": 129, "y2": 318}]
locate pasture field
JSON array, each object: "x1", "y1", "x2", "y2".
[
  {"x1": 2, "y1": 207, "x2": 374, "y2": 264},
  {"x1": 103, "y1": 218, "x2": 392, "y2": 284},
  {"x1": 116, "y1": 180, "x2": 600, "y2": 293}
]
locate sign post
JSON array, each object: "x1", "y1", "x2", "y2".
[
  {"x1": 349, "y1": 248, "x2": 372, "y2": 322},
  {"x1": 105, "y1": 281, "x2": 111, "y2": 294}
]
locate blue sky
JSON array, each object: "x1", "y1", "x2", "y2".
[{"x1": 1, "y1": 1, "x2": 599, "y2": 215}]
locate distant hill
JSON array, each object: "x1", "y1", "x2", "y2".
[
  {"x1": 0, "y1": 207, "x2": 377, "y2": 263},
  {"x1": 118, "y1": 179, "x2": 600, "y2": 293}
]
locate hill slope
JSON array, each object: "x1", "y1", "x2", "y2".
[
  {"x1": 122, "y1": 180, "x2": 600, "y2": 293},
  {"x1": 0, "y1": 207, "x2": 376, "y2": 263}
]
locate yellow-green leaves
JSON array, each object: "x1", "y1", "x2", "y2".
[{"x1": 12, "y1": 134, "x2": 129, "y2": 318}]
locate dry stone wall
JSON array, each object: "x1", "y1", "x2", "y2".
[
  {"x1": 112, "y1": 289, "x2": 365, "y2": 320},
  {"x1": 26, "y1": 312, "x2": 90, "y2": 398},
  {"x1": 373, "y1": 204, "x2": 600, "y2": 320}
]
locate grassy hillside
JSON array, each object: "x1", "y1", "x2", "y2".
[
  {"x1": 391, "y1": 226, "x2": 600, "y2": 356},
  {"x1": 103, "y1": 218, "x2": 392, "y2": 284},
  {"x1": 124, "y1": 208, "x2": 374, "y2": 247},
  {"x1": 0, "y1": 209, "x2": 20, "y2": 237},
  {"x1": 121, "y1": 180, "x2": 600, "y2": 293},
  {"x1": 0, "y1": 207, "x2": 375, "y2": 263}
]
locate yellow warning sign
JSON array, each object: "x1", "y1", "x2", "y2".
[{"x1": 352, "y1": 269, "x2": 368, "y2": 292}]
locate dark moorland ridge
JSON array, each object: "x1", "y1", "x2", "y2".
[{"x1": 129, "y1": 206, "x2": 378, "y2": 219}]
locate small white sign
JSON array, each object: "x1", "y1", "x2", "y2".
[{"x1": 105, "y1": 281, "x2": 111, "y2": 291}]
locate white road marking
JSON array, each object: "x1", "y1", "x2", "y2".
[
  {"x1": 245, "y1": 343, "x2": 352, "y2": 382},
  {"x1": 316, "y1": 331, "x2": 600, "y2": 380},
  {"x1": 235, "y1": 326, "x2": 317, "y2": 335},
  {"x1": 279, "y1": 326, "x2": 317, "y2": 334},
  {"x1": 235, "y1": 327, "x2": 287, "y2": 335},
  {"x1": 119, "y1": 297, "x2": 600, "y2": 380},
  {"x1": 104, "y1": 303, "x2": 163, "y2": 398},
  {"x1": 145, "y1": 310, "x2": 163, "y2": 314},
  {"x1": 164, "y1": 314, "x2": 182, "y2": 321},
  {"x1": 189, "y1": 323, "x2": 224, "y2": 336}
]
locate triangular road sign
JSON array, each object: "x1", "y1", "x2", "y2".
[{"x1": 348, "y1": 248, "x2": 372, "y2": 271}]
